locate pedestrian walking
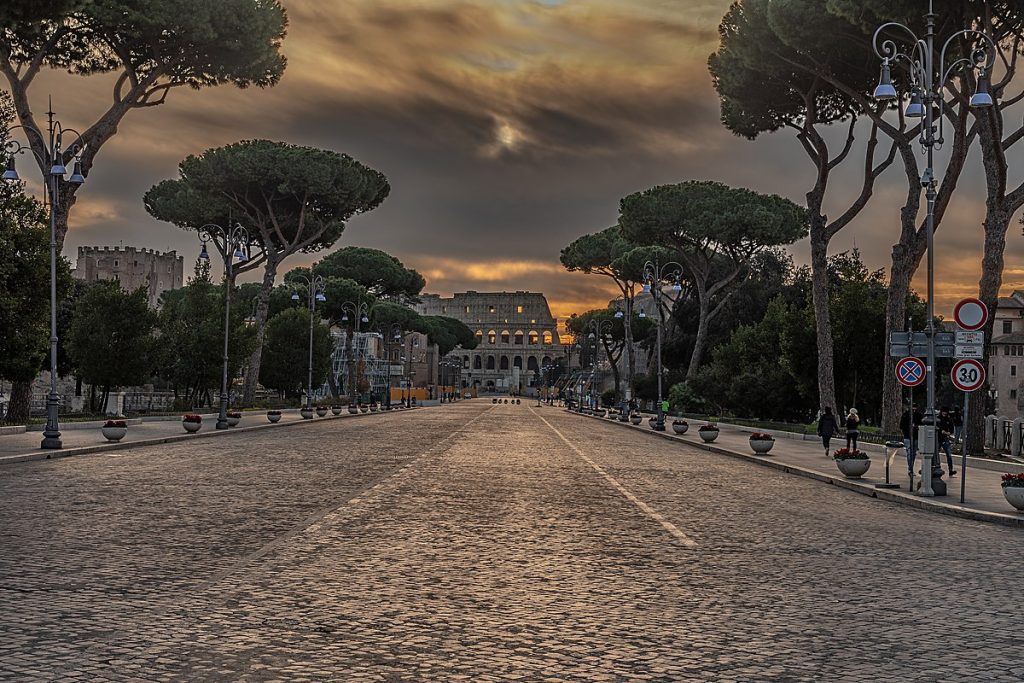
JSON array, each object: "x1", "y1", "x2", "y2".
[
  {"x1": 938, "y1": 407, "x2": 957, "y2": 476},
  {"x1": 817, "y1": 407, "x2": 838, "y2": 457},
  {"x1": 900, "y1": 404, "x2": 922, "y2": 476},
  {"x1": 845, "y1": 408, "x2": 860, "y2": 451},
  {"x1": 952, "y1": 406, "x2": 964, "y2": 444}
]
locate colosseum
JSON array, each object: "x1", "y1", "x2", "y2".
[{"x1": 415, "y1": 291, "x2": 563, "y2": 394}]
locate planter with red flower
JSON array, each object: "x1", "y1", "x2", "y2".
[
  {"x1": 749, "y1": 432, "x2": 775, "y2": 454},
  {"x1": 698, "y1": 423, "x2": 719, "y2": 443},
  {"x1": 182, "y1": 414, "x2": 202, "y2": 433},
  {"x1": 1000, "y1": 472, "x2": 1024, "y2": 511},
  {"x1": 101, "y1": 420, "x2": 128, "y2": 442},
  {"x1": 833, "y1": 448, "x2": 871, "y2": 478},
  {"x1": 671, "y1": 419, "x2": 689, "y2": 435},
  {"x1": 629, "y1": 412, "x2": 642, "y2": 425},
  {"x1": 226, "y1": 411, "x2": 242, "y2": 427},
  {"x1": 331, "y1": 405, "x2": 343, "y2": 416},
  {"x1": 267, "y1": 410, "x2": 282, "y2": 423}
]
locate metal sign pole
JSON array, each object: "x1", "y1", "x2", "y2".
[{"x1": 960, "y1": 390, "x2": 969, "y2": 504}]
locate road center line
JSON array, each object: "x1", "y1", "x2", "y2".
[{"x1": 531, "y1": 408, "x2": 698, "y2": 548}]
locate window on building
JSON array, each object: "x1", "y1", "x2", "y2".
[
  {"x1": 442, "y1": 306, "x2": 447, "y2": 314},
  {"x1": 489, "y1": 305, "x2": 495, "y2": 313},
  {"x1": 1004, "y1": 320, "x2": 1013, "y2": 334},
  {"x1": 1013, "y1": 389, "x2": 1019, "y2": 400},
  {"x1": 500, "y1": 356, "x2": 509, "y2": 370},
  {"x1": 1014, "y1": 366, "x2": 1018, "y2": 377},
  {"x1": 486, "y1": 356, "x2": 496, "y2": 370},
  {"x1": 514, "y1": 331, "x2": 524, "y2": 345},
  {"x1": 113, "y1": 260, "x2": 119, "y2": 267},
  {"x1": 487, "y1": 330, "x2": 497, "y2": 344},
  {"x1": 473, "y1": 355, "x2": 482, "y2": 370},
  {"x1": 528, "y1": 331, "x2": 539, "y2": 346},
  {"x1": 516, "y1": 305, "x2": 524, "y2": 313},
  {"x1": 465, "y1": 305, "x2": 471, "y2": 313},
  {"x1": 133, "y1": 260, "x2": 138, "y2": 267},
  {"x1": 475, "y1": 330, "x2": 483, "y2": 344},
  {"x1": 543, "y1": 331, "x2": 553, "y2": 345}
]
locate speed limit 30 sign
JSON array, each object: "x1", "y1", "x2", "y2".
[{"x1": 951, "y1": 358, "x2": 986, "y2": 392}]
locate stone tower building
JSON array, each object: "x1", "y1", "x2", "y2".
[
  {"x1": 74, "y1": 246, "x2": 184, "y2": 308},
  {"x1": 416, "y1": 291, "x2": 562, "y2": 394}
]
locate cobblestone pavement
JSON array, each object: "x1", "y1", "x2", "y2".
[{"x1": 0, "y1": 401, "x2": 1020, "y2": 681}]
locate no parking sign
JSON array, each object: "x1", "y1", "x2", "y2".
[{"x1": 895, "y1": 357, "x2": 926, "y2": 387}]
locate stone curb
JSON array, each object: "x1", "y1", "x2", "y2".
[
  {"x1": 568, "y1": 410, "x2": 1024, "y2": 530},
  {"x1": 0, "y1": 407, "x2": 419, "y2": 466}
]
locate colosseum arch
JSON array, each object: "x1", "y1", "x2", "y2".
[
  {"x1": 542, "y1": 330, "x2": 553, "y2": 345},
  {"x1": 528, "y1": 331, "x2": 539, "y2": 346},
  {"x1": 527, "y1": 356, "x2": 539, "y2": 372},
  {"x1": 487, "y1": 330, "x2": 497, "y2": 344},
  {"x1": 487, "y1": 355, "x2": 496, "y2": 370},
  {"x1": 514, "y1": 330, "x2": 524, "y2": 345},
  {"x1": 475, "y1": 330, "x2": 484, "y2": 345},
  {"x1": 514, "y1": 356, "x2": 523, "y2": 369},
  {"x1": 500, "y1": 356, "x2": 510, "y2": 371},
  {"x1": 473, "y1": 355, "x2": 482, "y2": 370},
  {"x1": 501, "y1": 330, "x2": 510, "y2": 344}
]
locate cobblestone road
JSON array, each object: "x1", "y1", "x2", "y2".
[{"x1": 1, "y1": 401, "x2": 1019, "y2": 681}]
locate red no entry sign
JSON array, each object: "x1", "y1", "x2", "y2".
[
  {"x1": 896, "y1": 357, "x2": 926, "y2": 387},
  {"x1": 954, "y1": 297, "x2": 989, "y2": 331},
  {"x1": 951, "y1": 359, "x2": 986, "y2": 392}
]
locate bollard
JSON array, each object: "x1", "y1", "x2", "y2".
[
  {"x1": 985, "y1": 415, "x2": 995, "y2": 448},
  {"x1": 1014, "y1": 418, "x2": 1024, "y2": 457},
  {"x1": 877, "y1": 441, "x2": 903, "y2": 489}
]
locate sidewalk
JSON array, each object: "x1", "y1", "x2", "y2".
[
  {"x1": 568, "y1": 409, "x2": 1024, "y2": 528},
  {"x1": 0, "y1": 407, "x2": 413, "y2": 465}
]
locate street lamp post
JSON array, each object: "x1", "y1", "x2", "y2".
[
  {"x1": 641, "y1": 259, "x2": 683, "y2": 431},
  {"x1": 290, "y1": 275, "x2": 327, "y2": 412},
  {"x1": 340, "y1": 301, "x2": 370, "y2": 404},
  {"x1": 4, "y1": 103, "x2": 87, "y2": 449},
  {"x1": 872, "y1": 0, "x2": 995, "y2": 496},
  {"x1": 375, "y1": 323, "x2": 402, "y2": 409},
  {"x1": 199, "y1": 223, "x2": 251, "y2": 429},
  {"x1": 588, "y1": 319, "x2": 613, "y2": 412}
]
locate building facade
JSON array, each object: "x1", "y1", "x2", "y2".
[
  {"x1": 74, "y1": 245, "x2": 184, "y2": 308},
  {"x1": 416, "y1": 291, "x2": 562, "y2": 394},
  {"x1": 990, "y1": 291, "x2": 1024, "y2": 416}
]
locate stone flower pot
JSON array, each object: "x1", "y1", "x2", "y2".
[
  {"x1": 629, "y1": 413, "x2": 642, "y2": 425},
  {"x1": 1002, "y1": 486, "x2": 1024, "y2": 511},
  {"x1": 370, "y1": 404, "x2": 379, "y2": 412},
  {"x1": 749, "y1": 438, "x2": 775, "y2": 455},
  {"x1": 698, "y1": 428, "x2": 719, "y2": 443},
  {"x1": 348, "y1": 405, "x2": 359, "y2": 415},
  {"x1": 315, "y1": 406, "x2": 329, "y2": 417},
  {"x1": 331, "y1": 406, "x2": 342, "y2": 416},
  {"x1": 101, "y1": 425, "x2": 128, "y2": 442},
  {"x1": 226, "y1": 414, "x2": 241, "y2": 427},
  {"x1": 360, "y1": 405, "x2": 369, "y2": 413},
  {"x1": 300, "y1": 407, "x2": 315, "y2": 420},
  {"x1": 835, "y1": 457, "x2": 871, "y2": 479},
  {"x1": 182, "y1": 419, "x2": 202, "y2": 433},
  {"x1": 267, "y1": 411, "x2": 282, "y2": 423},
  {"x1": 672, "y1": 420, "x2": 689, "y2": 435}
]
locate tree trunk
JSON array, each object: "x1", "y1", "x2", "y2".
[
  {"x1": 809, "y1": 226, "x2": 837, "y2": 413},
  {"x1": 89, "y1": 383, "x2": 97, "y2": 414},
  {"x1": 5, "y1": 381, "x2": 32, "y2": 423},
  {"x1": 241, "y1": 260, "x2": 279, "y2": 406},
  {"x1": 686, "y1": 290, "x2": 710, "y2": 379}
]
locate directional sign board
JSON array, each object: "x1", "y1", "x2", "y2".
[
  {"x1": 954, "y1": 298, "x2": 989, "y2": 331},
  {"x1": 889, "y1": 332, "x2": 955, "y2": 345},
  {"x1": 889, "y1": 343, "x2": 955, "y2": 358},
  {"x1": 896, "y1": 357, "x2": 926, "y2": 387},
  {"x1": 951, "y1": 359, "x2": 986, "y2": 392}
]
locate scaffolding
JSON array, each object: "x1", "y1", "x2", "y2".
[{"x1": 331, "y1": 331, "x2": 394, "y2": 400}]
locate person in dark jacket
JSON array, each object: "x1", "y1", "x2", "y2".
[
  {"x1": 938, "y1": 407, "x2": 957, "y2": 476},
  {"x1": 845, "y1": 408, "x2": 860, "y2": 450},
  {"x1": 817, "y1": 407, "x2": 838, "y2": 457},
  {"x1": 900, "y1": 404, "x2": 922, "y2": 476}
]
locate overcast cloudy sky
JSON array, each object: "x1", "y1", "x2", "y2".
[{"x1": 26, "y1": 0, "x2": 1024, "y2": 323}]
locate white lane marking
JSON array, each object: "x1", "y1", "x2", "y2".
[{"x1": 533, "y1": 408, "x2": 698, "y2": 548}]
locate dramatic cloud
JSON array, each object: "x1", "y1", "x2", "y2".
[{"x1": 17, "y1": 0, "x2": 1024, "y2": 326}]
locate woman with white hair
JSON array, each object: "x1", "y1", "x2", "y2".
[{"x1": 845, "y1": 408, "x2": 860, "y2": 451}]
